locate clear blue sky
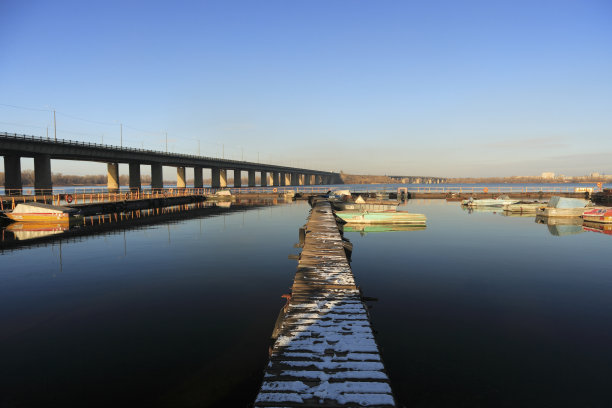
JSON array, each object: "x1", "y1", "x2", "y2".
[{"x1": 1, "y1": 0, "x2": 611, "y2": 178}]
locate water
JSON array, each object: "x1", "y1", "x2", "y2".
[
  {"x1": 1, "y1": 181, "x2": 610, "y2": 196},
  {"x1": 1, "y1": 199, "x2": 611, "y2": 407}
]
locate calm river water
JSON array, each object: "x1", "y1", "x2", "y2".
[{"x1": 1, "y1": 199, "x2": 611, "y2": 407}]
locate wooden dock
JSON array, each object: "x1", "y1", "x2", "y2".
[{"x1": 255, "y1": 198, "x2": 396, "y2": 407}]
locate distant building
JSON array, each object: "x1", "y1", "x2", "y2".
[
  {"x1": 541, "y1": 172, "x2": 555, "y2": 179},
  {"x1": 591, "y1": 172, "x2": 601, "y2": 178}
]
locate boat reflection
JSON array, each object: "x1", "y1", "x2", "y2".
[
  {"x1": 582, "y1": 221, "x2": 612, "y2": 236},
  {"x1": 535, "y1": 215, "x2": 584, "y2": 236},
  {"x1": 501, "y1": 212, "x2": 534, "y2": 218},
  {"x1": 6, "y1": 222, "x2": 69, "y2": 240},
  {"x1": 463, "y1": 206, "x2": 503, "y2": 215},
  {"x1": 343, "y1": 223, "x2": 426, "y2": 236},
  {"x1": 1, "y1": 199, "x2": 280, "y2": 248}
]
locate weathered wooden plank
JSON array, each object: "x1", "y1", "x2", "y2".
[{"x1": 255, "y1": 198, "x2": 396, "y2": 407}]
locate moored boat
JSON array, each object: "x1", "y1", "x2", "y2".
[
  {"x1": 332, "y1": 195, "x2": 399, "y2": 212},
  {"x1": 336, "y1": 210, "x2": 426, "y2": 226},
  {"x1": 205, "y1": 189, "x2": 235, "y2": 202},
  {"x1": 461, "y1": 195, "x2": 518, "y2": 207},
  {"x1": 536, "y1": 196, "x2": 592, "y2": 218},
  {"x1": 4, "y1": 202, "x2": 81, "y2": 223},
  {"x1": 582, "y1": 207, "x2": 612, "y2": 223},
  {"x1": 502, "y1": 201, "x2": 548, "y2": 213}
]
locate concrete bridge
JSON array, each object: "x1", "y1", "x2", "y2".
[{"x1": 0, "y1": 132, "x2": 342, "y2": 194}]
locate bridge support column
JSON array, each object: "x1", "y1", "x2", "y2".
[
  {"x1": 261, "y1": 171, "x2": 268, "y2": 187},
  {"x1": 34, "y1": 155, "x2": 53, "y2": 194},
  {"x1": 266, "y1": 172, "x2": 274, "y2": 186},
  {"x1": 211, "y1": 168, "x2": 227, "y2": 188},
  {"x1": 4, "y1": 155, "x2": 22, "y2": 195},
  {"x1": 309, "y1": 174, "x2": 315, "y2": 185},
  {"x1": 151, "y1": 163, "x2": 163, "y2": 190},
  {"x1": 177, "y1": 167, "x2": 186, "y2": 189},
  {"x1": 291, "y1": 173, "x2": 299, "y2": 186},
  {"x1": 129, "y1": 163, "x2": 141, "y2": 191},
  {"x1": 233, "y1": 169, "x2": 241, "y2": 188},
  {"x1": 248, "y1": 170, "x2": 256, "y2": 187},
  {"x1": 194, "y1": 167, "x2": 203, "y2": 188},
  {"x1": 107, "y1": 163, "x2": 119, "y2": 193},
  {"x1": 272, "y1": 172, "x2": 279, "y2": 186},
  {"x1": 298, "y1": 174, "x2": 305, "y2": 186},
  {"x1": 303, "y1": 174, "x2": 310, "y2": 186},
  {"x1": 284, "y1": 173, "x2": 291, "y2": 186}
]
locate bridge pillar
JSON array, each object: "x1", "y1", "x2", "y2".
[
  {"x1": 34, "y1": 155, "x2": 53, "y2": 194},
  {"x1": 309, "y1": 174, "x2": 316, "y2": 185},
  {"x1": 261, "y1": 171, "x2": 268, "y2": 187},
  {"x1": 248, "y1": 170, "x2": 256, "y2": 187},
  {"x1": 151, "y1": 164, "x2": 163, "y2": 189},
  {"x1": 233, "y1": 169, "x2": 242, "y2": 187},
  {"x1": 284, "y1": 173, "x2": 291, "y2": 186},
  {"x1": 194, "y1": 167, "x2": 203, "y2": 188},
  {"x1": 129, "y1": 163, "x2": 141, "y2": 191},
  {"x1": 177, "y1": 167, "x2": 186, "y2": 189},
  {"x1": 211, "y1": 168, "x2": 227, "y2": 188},
  {"x1": 303, "y1": 174, "x2": 310, "y2": 186},
  {"x1": 298, "y1": 174, "x2": 305, "y2": 186},
  {"x1": 271, "y1": 172, "x2": 279, "y2": 186},
  {"x1": 4, "y1": 155, "x2": 22, "y2": 195},
  {"x1": 107, "y1": 163, "x2": 119, "y2": 193},
  {"x1": 266, "y1": 172, "x2": 274, "y2": 186},
  {"x1": 291, "y1": 173, "x2": 299, "y2": 186}
]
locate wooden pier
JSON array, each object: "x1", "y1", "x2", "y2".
[{"x1": 255, "y1": 198, "x2": 396, "y2": 407}]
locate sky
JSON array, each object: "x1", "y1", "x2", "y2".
[{"x1": 1, "y1": 0, "x2": 611, "y2": 178}]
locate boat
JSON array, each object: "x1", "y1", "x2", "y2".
[
  {"x1": 536, "y1": 196, "x2": 592, "y2": 217},
  {"x1": 4, "y1": 202, "x2": 82, "y2": 223},
  {"x1": 332, "y1": 195, "x2": 399, "y2": 212},
  {"x1": 582, "y1": 207, "x2": 612, "y2": 223},
  {"x1": 461, "y1": 195, "x2": 518, "y2": 207},
  {"x1": 205, "y1": 189, "x2": 235, "y2": 202},
  {"x1": 336, "y1": 210, "x2": 426, "y2": 226},
  {"x1": 502, "y1": 201, "x2": 548, "y2": 214},
  {"x1": 327, "y1": 189, "x2": 351, "y2": 200}
]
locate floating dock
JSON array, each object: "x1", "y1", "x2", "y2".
[{"x1": 255, "y1": 198, "x2": 396, "y2": 407}]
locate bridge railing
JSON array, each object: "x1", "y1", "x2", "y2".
[{"x1": 0, "y1": 131, "x2": 333, "y2": 174}]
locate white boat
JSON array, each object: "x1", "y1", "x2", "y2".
[
  {"x1": 461, "y1": 195, "x2": 518, "y2": 207},
  {"x1": 332, "y1": 195, "x2": 399, "y2": 212},
  {"x1": 502, "y1": 201, "x2": 548, "y2": 213}
]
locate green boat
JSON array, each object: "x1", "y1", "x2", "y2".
[{"x1": 336, "y1": 210, "x2": 426, "y2": 226}]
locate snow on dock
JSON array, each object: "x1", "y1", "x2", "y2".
[{"x1": 255, "y1": 198, "x2": 396, "y2": 407}]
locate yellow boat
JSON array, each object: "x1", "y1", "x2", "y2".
[{"x1": 5, "y1": 202, "x2": 82, "y2": 224}]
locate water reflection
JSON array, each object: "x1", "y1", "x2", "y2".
[
  {"x1": 0, "y1": 200, "x2": 278, "y2": 249},
  {"x1": 2, "y1": 198, "x2": 612, "y2": 408},
  {"x1": 343, "y1": 224, "x2": 426, "y2": 235},
  {"x1": 583, "y1": 221, "x2": 612, "y2": 236}
]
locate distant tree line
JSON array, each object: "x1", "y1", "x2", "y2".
[{"x1": 0, "y1": 171, "x2": 152, "y2": 186}]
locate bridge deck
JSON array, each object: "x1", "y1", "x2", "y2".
[{"x1": 255, "y1": 199, "x2": 396, "y2": 407}]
